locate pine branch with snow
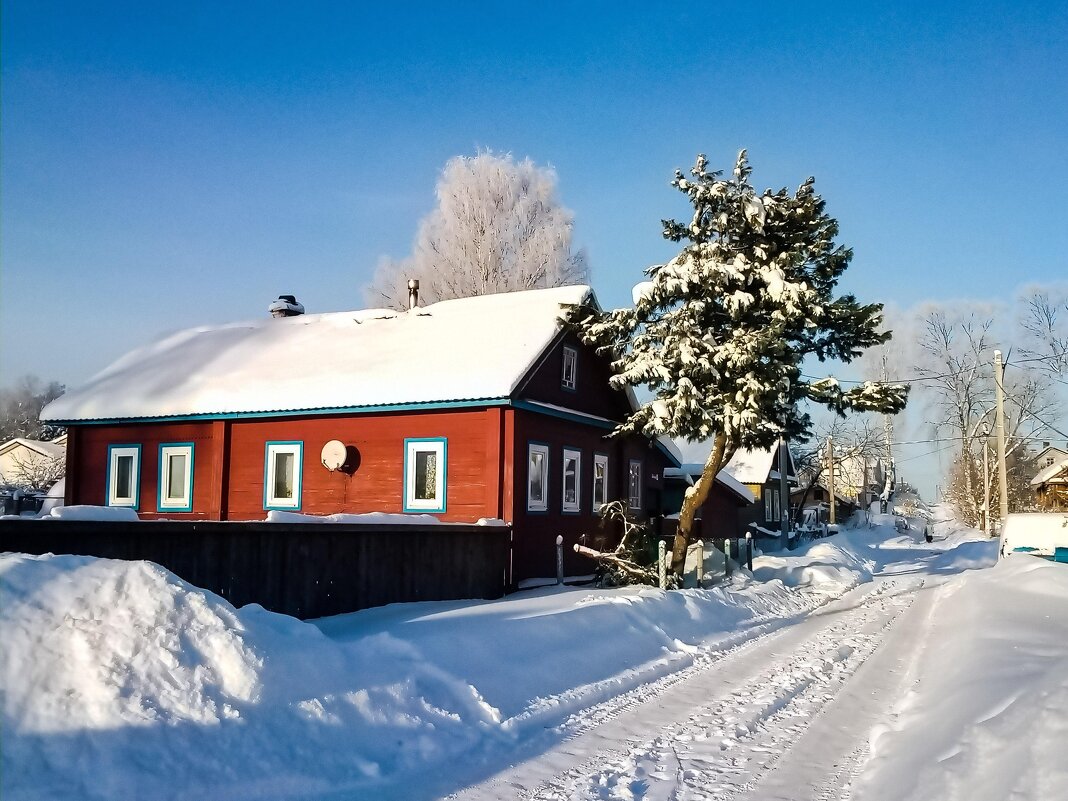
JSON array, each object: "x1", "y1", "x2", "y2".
[{"x1": 571, "y1": 150, "x2": 909, "y2": 575}]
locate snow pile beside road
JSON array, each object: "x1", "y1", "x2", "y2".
[
  {"x1": 0, "y1": 553, "x2": 502, "y2": 801},
  {"x1": 1, "y1": 514, "x2": 995, "y2": 800},
  {"x1": 752, "y1": 535, "x2": 875, "y2": 589},
  {"x1": 855, "y1": 554, "x2": 1068, "y2": 801}
]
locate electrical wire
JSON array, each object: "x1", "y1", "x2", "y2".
[{"x1": 801, "y1": 349, "x2": 1068, "y2": 387}]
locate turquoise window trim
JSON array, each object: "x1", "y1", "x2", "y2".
[
  {"x1": 105, "y1": 443, "x2": 142, "y2": 510},
  {"x1": 561, "y1": 445, "x2": 582, "y2": 514},
  {"x1": 403, "y1": 437, "x2": 448, "y2": 514},
  {"x1": 263, "y1": 440, "x2": 303, "y2": 511},
  {"x1": 157, "y1": 442, "x2": 195, "y2": 513},
  {"x1": 49, "y1": 397, "x2": 511, "y2": 426}
]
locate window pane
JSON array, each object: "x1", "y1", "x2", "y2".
[
  {"x1": 166, "y1": 454, "x2": 186, "y2": 500},
  {"x1": 564, "y1": 457, "x2": 577, "y2": 504},
  {"x1": 594, "y1": 461, "x2": 605, "y2": 504},
  {"x1": 529, "y1": 452, "x2": 544, "y2": 501},
  {"x1": 415, "y1": 450, "x2": 438, "y2": 501},
  {"x1": 116, "y1": 455, "x2": 133, "y2": 498},
  {"x1": 274, "y1": 452, "x2": 294, "y2": 499}
]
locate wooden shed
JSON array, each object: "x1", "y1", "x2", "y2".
[{"x1": 42, "y1": 285, "x2": 679, "y2": 584}]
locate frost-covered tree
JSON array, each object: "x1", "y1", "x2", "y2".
[
  {"x1": 914, "y1": 302, "x2": 1062, "y2": 526},
  {"x1": 0, "y1": 376, "x2": 65, "y2": 442},
  {"x1": 571, "y1": 151, "x2": 908, "y2": 575},
  {"x1": 365, "y1": 151, "x2": 588, "y2": 308}
]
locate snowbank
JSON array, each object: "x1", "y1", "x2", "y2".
[
  {"x1": 45, "y1": 505, "x2": 139, "y2": 522},
  {"x1": 854, "y1": 554, "x2": 1068, "y2": 801},
  {"x1": 264, "y1": 510, "x2": 506, "y2": 526},
  {"x1": 1, "y1": 512, "x2": 995, "y2": 800}
]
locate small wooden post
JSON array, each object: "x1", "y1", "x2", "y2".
[
  {"x1": 658, "y1": 539, "x2": 667, "y2": 589},
  {"x1": 745, "y1": 532, "x2": 753, "y2": 571},
  {"x1": 695, "y1": 539, "x2": 704, "y2": 589},
  {"x1": 555, "y1": 535, "x2": 564, "y2": 586},
  {"x1": 723, "y1": 538, "x2": 732, "y2": 577}
]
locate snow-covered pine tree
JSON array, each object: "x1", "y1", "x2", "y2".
[{"x1": 570, "y1": 150, "x2": 909, "y2": 575}]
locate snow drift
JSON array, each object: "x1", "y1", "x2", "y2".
[{"x1": 1, "y1": 515, "x2": 995, "y2": 800}]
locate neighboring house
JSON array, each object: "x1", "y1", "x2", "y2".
[
  {"x1": 722, "y1": 446, "x2": 798, "y2": 539},
  {"x1": 662, "y1": 464, "x2": 756, "y2": 539},
  {"x1": 40, "y1": 285, "x2": 679, "y2": 583},
  {"x1": 1033, "y1": 443, "x2": 1068, "y2": 475},
  {"x1": 1031, "y1": 456, "x2": 1068, "y2": 511},
  {"x1": 0, "y1": 437, "x2": 67, "y2": 489},
  {"x1": 790, "y1": 483, "x2": 858, "y2": 524}
]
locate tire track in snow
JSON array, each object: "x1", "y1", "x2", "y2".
[{"x1": 449, "y1": 578, "x2": 918, "y2": 801}]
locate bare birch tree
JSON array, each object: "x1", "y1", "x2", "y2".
[{"x1": 365, "y1": 151, "x2": 588, "y2": 308}]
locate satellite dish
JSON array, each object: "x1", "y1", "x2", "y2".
[{"x1": 321, "y1": 440, "x2": 347, "y2": 471}]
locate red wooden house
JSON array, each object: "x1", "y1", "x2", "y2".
[{"x1": 42, "y1": 285, "x2": 679, "y2": 583}]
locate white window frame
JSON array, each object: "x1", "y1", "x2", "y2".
[
  {"x1": 562, "y1": 447, "x2": 581, "y2": 513},
  {"x1": 107, "y1": 445, "x2": 141, "y2": 508},
  {"x1": 264, "y1": 441, "x2": 303, "y2": 510},
  {"x1": 527, "y1": 442, "x2": 550, "y2": 512},
  {"x1": 404, "y1": 438, "x2": 447, "y2": 513},
  {"x1": 592, "y1": 453, "x2": 609, "y2": 513},
  {"x1": 158, "y1": 443, "x2": 194, "y2": 512},
  {"x1": 561, "y1": 346, "x2": 577, "y2": 390},
  {"x1": 628, "y1": 459, "x2": 642, "y2": 511}
]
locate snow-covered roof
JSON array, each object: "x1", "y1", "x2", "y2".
[
  {"x1": 664, "y1": 463, "x2": 756, "y2": 504},
  {"x1": 0, "y1": 438, "x2": 67, "y2": 460},
  {"x1": 42, "y1": 286, "x2": 593, "y2": 422},
  {"x1": 1031, "y1": 456, "x2": 1068, "y2": 487},
  {"x1": 723, "y1": 446, "x2": 795, "y2": 485}
]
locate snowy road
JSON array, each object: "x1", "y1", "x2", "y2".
[{"x1": 450, "y1": 575, "x2": 933, "y2": 801}]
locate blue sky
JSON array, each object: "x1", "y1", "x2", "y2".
[{"x1": 3, "y1": 1, "x2": 1066, "y2": 492}]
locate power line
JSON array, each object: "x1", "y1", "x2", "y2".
[{"x1": 802, "y1": 349, "x2": 1068, "y2": 387}]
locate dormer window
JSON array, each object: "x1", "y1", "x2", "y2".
[{"x1": 562, "y1": 346, "x2": 577, "y2": 390}]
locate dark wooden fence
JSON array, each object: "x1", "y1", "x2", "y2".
[{"x1": 0, "y1": 519, "x2": 511, "y2": 619}]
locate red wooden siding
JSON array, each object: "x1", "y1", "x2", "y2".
[
  {"x1": 224, "y1": 408, "x2": 503, "y2": 521},
  {"x1": 71, "y1": 421, "x2": 218, "y2": 519}
]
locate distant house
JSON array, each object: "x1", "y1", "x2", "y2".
[
  {"x1": 722, "y1": 446, "x2": 798, "y2": 540},
  {"x1": 0, "y1": 437, "x2": 67, "y2": 488},
  {"x1": 1033, "y1": 443, "x2": 1068, "y2": 474},
  {"x1": 790, "y1": 482, "x2": 858, "y2": 524},
  {"x1": 40, "y1": 286, "x2": 679, "y2": 583},
  {"x1": 1032, "y1": 456, "x2": 1068, "y2": 511},
  {"x1": 662, "y1": 464, "x2": 756, "y2": 539}
]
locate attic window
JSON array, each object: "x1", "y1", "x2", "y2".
[
  {"x1": 107, "y1": 445, "x2": 141, "y2": 508},
  {"x1": 265, "y1": 441, "x2": 303, "y2": 510},
  {"x1": 404, "y1": 438, "x2": 447, "y2": 513},
  {"x1": 158, "y1": 443, "x2": 194, "y2": 512},
  {"x1": 562, "y1": 346, "x2": 577, "y2": 390}
]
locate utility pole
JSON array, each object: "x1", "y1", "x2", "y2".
[
  {"x1": 994, "y1": 350, "x2": 1009, "y2": 526},
  {"x1": 827, "y1": 436, "x2": 836, "y2": 525},
  {"x1": 982, "y1": 438, "x2": 991, "y2": 533},
  {"x1": 779, "y1": 434, "x2": 790, "y2": 542}
]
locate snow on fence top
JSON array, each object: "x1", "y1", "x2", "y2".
[{"x1": 42, "y1": 285, "x2": 593, "y2": 422}]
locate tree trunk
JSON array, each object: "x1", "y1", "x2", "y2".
[{"x1": 672, "y1": 434, "x2": 734, "y2": 576}]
